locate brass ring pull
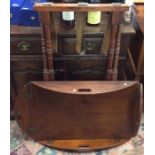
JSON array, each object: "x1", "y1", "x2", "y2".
[
  {"x1": 17, "y1": 41, "x2": 31, "y2": 51},
  {"x1": 86, "y1": 41, "x2": 94, "y2": 50}
]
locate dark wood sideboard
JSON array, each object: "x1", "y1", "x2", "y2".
[{"x1": 10, "y1": 14, "x2": 135, "y2": 117}]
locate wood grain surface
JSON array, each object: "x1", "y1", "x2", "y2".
[
  {"x1": 15, "y1": 81, "x2": 142, "y2": 151},
  {"x1": 34, "y1": 3, "x2": 129, "y2": 12}
]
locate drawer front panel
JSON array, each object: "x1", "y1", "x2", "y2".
[
  {"x1": 84, "y1": 38, "x2": 102, "y2": 54},
  {"x1": 59, "y1": 37, "x2": 102, "y2": 55},
  {"x1": 60, "y1": 37, "x2": 76, "y2": 55},
  {"x1": 10, "y1": 36, "x2": 41, "y2": 55}
]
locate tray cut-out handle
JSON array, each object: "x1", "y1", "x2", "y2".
[{"x1": 77, "y1": 88, "x2": 92, "y2": 92}]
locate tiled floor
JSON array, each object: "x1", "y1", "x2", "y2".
[{"x1": 10, "y1": 115, "x2": 144, "y2": 155}]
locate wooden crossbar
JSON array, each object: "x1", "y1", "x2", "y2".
[{"x1": 34, "y1": 3, "x2": 129, "y2": 12}]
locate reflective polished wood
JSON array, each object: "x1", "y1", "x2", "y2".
[{"x1": 15, "y1": 81, "x2": 142, "y2": 151}]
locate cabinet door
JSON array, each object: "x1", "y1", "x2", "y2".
[
  {"x1": 11, "y1": 55, "x2": 43, "y2": 94},
  {"x1": 54, "y1": 55, "x2": 126, "y2": 80},
  {"x1": 10, "y1": 71, "x2": 17, "y2": 116}
]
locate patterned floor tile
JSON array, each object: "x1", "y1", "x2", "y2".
[
  {"x1": 36, "y1": 147, "x2": 57, "y2": 155},
  {"x1": 10, "y1": 137, "x2": 21, "y2": 151},
  {"x1": 10, "y1": 144, "x2": 32, "y2": 155}
]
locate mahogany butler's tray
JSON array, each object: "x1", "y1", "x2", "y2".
[
  {"x1": 15, "y1": 81, "x2": 142, "y2": 151},
  {"x1": 15, "y1": 3, "x2": 142, "y2": 152}
]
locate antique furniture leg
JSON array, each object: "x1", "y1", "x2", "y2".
[
  {"x1": 42, "y1": 12, "x2": 55, "y2": 80},
  {"x1": 112, "y1": 23, "x2": 123, "y2": 80},
  {"x1": 39, "y1": 13, "x2": 49, "y2": 81},
  {"x1": 106, "y1": 12, "x2": 121, "y2": 80}
]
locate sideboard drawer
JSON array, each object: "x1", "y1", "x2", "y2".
[
  {"x1": 60, "y1": 37, "x2": 76, "y2": 55},
  {"x1": 59, "y1": 37, "x2": 102, "y2": 55},
  {"x1": 84, "y1": 37, "x2": 102, "y2": 54},
  {"x1": 10, "y1": 36, "x2": 41, "y2": 55}
]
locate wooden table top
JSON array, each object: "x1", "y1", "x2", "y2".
[
  {"x1": 10, "y1": 25, "x2": 41, "y2": 35},
  {"x1": 10, "y1": 24, "x2": 135, "y2": 35}
]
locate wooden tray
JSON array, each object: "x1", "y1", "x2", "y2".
[{"x1": 15, "y1": 81, "x2": 142, "y2": 151}]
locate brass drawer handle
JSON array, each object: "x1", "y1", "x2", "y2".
[
  {"x1": 87, "y1": 41, "x2": 93, "y2": 46},
  {"x1": 86, "y1": 41, "x2": 95, "y2": 51},
  {"x1": 17, "y1": 41, "x2": 31, "y2": 51}
]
